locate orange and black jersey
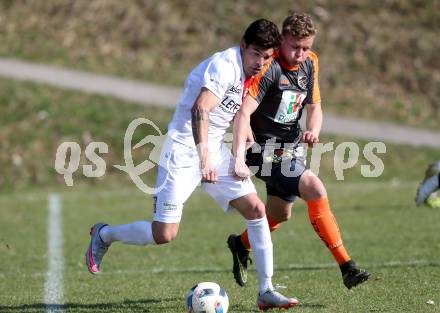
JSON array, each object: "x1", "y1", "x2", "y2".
[{"x1": 248, "y1": 50, "x2": 321, "y2": 147}]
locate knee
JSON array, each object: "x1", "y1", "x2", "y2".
[
  {"x1": 231, "y1": 194, "x2": 267, "y2": 220},
  {"x1": 152, "y1": 222, "x2": 178, "y2": 245},
  {"x1": 277, "y1": 211, "x2": 291, "y2": 222},
  {"x1": 299, "y1": 171, "x2": 327, "y2": 201},
  {"x1": 306, "y1": 189, "x2": 326, "y2": 201},
  {"x1": 245, "y1": 200, "x2": 266, "y2": 220},
  {"x1": 266, "y1": 196, "x2": 293, "y2": 224},
  {"x1": 153, "y1": 231, "x2": 177, "y2": 245}
]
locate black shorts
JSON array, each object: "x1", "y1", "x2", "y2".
[{"x1": 246, "y1": 148, "x2": 307, "y2": 203}]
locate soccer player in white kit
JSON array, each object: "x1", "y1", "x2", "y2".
[{"x1": 85, "y1": 19, "x2": 299, "y2": 310}]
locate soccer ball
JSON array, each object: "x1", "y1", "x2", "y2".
[
  {"x1": 427, "y1": 192, "x2": 440, "y2": 209},
  {"x1": 186, "y1": 282, "x2": 229, "y2": 313}
]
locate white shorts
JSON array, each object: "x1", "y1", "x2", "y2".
[{"x1": 153, "y1": 138, "x2": 257, "y2": 223}]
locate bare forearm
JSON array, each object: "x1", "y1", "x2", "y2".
[
  {"x1": 246, "y1": 124, "x2": 255, "y2": 147},
  {"x1": 233, "y1": 111, "x2": 251, "y2": 160},
  {"x1": 306, "y1": 103, "x2": 323, "y2": 136},
  {"x1": 191, "y1": 106, "x2": 209, "y2": 157}
]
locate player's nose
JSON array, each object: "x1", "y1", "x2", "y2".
[{"x1": 257, "y1": 57, "x2": 265, "y2": 68}]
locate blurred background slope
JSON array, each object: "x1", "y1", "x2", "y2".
[
  {"x1": 1, "y1": 0, "x2": 438, "y2": 126},
  {"x1": 0, "y1": 0, "x2": 438, "y2": 189}
]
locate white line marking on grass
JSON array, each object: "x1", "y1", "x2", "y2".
[{"x1": 44, "y1": 194, "x2": 64, "y2": 312}]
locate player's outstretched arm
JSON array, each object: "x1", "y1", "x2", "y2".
[
  {"x1": 302, "y1": 102, "x2": 322, "y2": 148},
  {"x1": 232, "y1": 95, "x2": 259, "y2": 179},
  {"x1": 191, "y1": 87, "x2": 220, "y2": 183}
]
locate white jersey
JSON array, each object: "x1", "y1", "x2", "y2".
[{"x1": 167, "y1": 46, "x2": 246, "y2": 149}]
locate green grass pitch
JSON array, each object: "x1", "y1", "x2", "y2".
[{"x1": 1, "y1": 178, "x2": 439, "y2": 312}]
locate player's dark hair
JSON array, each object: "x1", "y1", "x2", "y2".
[
  {"x1": 242, "y1": 19, "x2": 280, "y2": 49},
  {"x1": 282, "y1": 13, "x2": 316, "y2": 38}
]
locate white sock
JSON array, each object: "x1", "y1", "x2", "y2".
[
  {"x1": 99, "y1": 221, "x2": 156, "y2": 246},
  {"x1": 247, "y1": 216, "x2": 274, "y2": 294}
]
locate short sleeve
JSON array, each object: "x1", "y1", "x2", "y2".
[
  {"x1": 202, "y1": 57, "x2": 235, "y2": 100},
  {"x1": 305, "y1": 52, "x2": 321, "y2": 105}
]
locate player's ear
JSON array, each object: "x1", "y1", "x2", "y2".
[{"x1": 240, "y1": 39, "x2": 247, "y2": 50}]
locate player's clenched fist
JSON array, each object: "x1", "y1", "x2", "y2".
[
  {"x1": 301, "y1": 130, "x2": 319, "y2": 148},
  {"x1": 233, "y1": 158, "x2": 251, "y2": 180},
  {"x1": 200, "y1": 157, "x2": 218, "y2": 183}
]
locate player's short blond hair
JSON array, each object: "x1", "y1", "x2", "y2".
[{"x1": 282, "y1": 13, "x2": 316, "y2": 38}]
